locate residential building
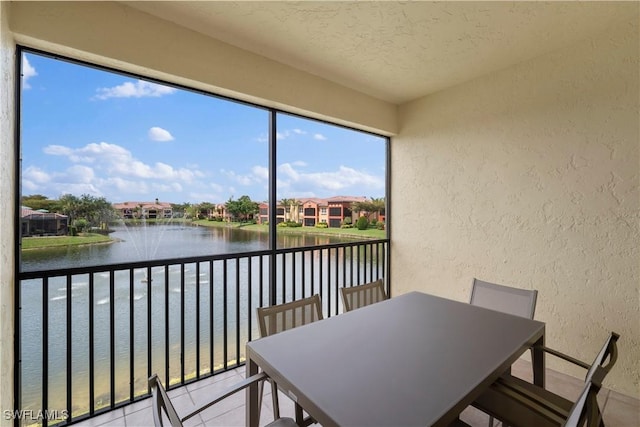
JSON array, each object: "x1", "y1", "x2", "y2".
[
  {"x1": 259, "y1": 196, "x2": 372, "y2": 228},
  {"x1": 326, "y1": 195, "x2": 368, "y2": 227},
  {"x1": 112, "y1": 200, "x2": 173, "y2": 219},
  {"x1": 20, "y1": 206, "x2": 68, "y2": 236}
]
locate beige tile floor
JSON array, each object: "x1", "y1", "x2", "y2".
[{"x1": 78, "y1": 359, "x2": 639, "y2": 427}]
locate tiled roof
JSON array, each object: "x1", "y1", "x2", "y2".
[
  {"x1": 325, "y1": 195, "x2": 368, "y2": 203},
  {"x1": 272, "y1": 196, "x2": 369, "y2": 207},
  {"x1": 113, "y1": 201, "x2": 172, "y2": 209},
  {"x1": 21, "y1": 206, "x2": 68, "y2": 219}
]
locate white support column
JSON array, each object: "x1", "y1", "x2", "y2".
[{"x1": 0, "y1": 2, "x2": 16, "y2": 426}]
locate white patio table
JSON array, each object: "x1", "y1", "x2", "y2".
[{"x1": 246, "y1": 291, "x2": 545, "y2": 427}]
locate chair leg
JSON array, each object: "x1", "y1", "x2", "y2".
[
  {"x1": 257, "y1": 379, "x2": 264, "y2": 425},
  {"x1": 270, "y1": 379, "x2": 280, "y2": 419},
  {"x1": 295, "y1": 403, "x2": 304, "y2": 425}
]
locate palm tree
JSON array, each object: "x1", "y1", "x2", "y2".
[
  {"x1": 58, "y1": 193, "x2": 80, "y2": 224},
  {"x1": 290, "y1": 198, "x2": 300, "y2": 223},
  {"x1": 198, "y1": 202, "x2": 216, "y2": 219},
  {"x1": 370, "y1": 197, "x2": 385, "y2": 221},
  {"x1": 352, "y1": 197, "x2": 385, "y2": 221},
  {"x1": 280, "y1": 198, "x2": 294, "y2": 222}
]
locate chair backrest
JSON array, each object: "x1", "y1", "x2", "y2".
[
  {"x1": 149, "y1": 374, "x2": 182, "y2": 427},
  {"x1": 257, "y1": 294, "x2": 323, "y2": 337},
  {"x1": 340, "y1": 279, "x2": 388, "y2": 312},
  {"x1": 564, "y1": 367, "x2": 606, "y2": 427},
  {"x1": 470, "y1": 278, "x2": 538, "y2": 319},
  {"x1": 584, "y1": 332, "x2": 620, "y2": 383}
]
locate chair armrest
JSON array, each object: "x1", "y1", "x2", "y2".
[
  {"x1": 539, "y1": 346, "x2": 591, "y2": 370},
  {"x1": 182, "y1": 372, "x2": 268, "y2": 422}
]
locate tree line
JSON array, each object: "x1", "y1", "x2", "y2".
[
  {"x1": 22, "y1": 194, "x2": 385, "y2": 232},
  {"x1": 178, "y1": 195, "x2": 260, "y2": 222},
  {"x1": 21, "y1": 194, "x2": 264, "y2": 231},
  {"x1": 22, "y1": 194, "x2": 117, "y2": 233}
]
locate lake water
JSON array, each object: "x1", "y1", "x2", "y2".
[
  {"x1": 21, "y1": 223, "x2": 356, "y2": 272},
  {"x1": 19, "y1": 223, "x2": 375, "y2": 420}
]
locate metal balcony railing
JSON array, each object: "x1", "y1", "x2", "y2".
[{"x1": 16, "y1": 239, "x2": 389, "y2": 426}]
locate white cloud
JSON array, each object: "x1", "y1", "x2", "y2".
[
  {"x1": 278, "y1": 163, "x2": 300, "y2": 181},
  {"x1": 27, "y1": 141, "x2": 218, "y2": 201},
  {"x1": 237, "y1": 175, "x2": 254, "y2": 186},
  {"x1": 258, "y1": 129, "x2": 312, "y2": 142},
  {"x1": 277, "y1": 163, "x2": 384, "y2": 194},
  {"x1": 189, "y1": 192, "x2": 223, "y2": 203},
  {"x1": 55, "y1": 183, "x2": 103, "y2": 197},
  {"x1": 43, "y1": 145, "x2": 72, "y2": 156},
  {"x1": 313, "y1": 133, "x2": 327, "y2": 141},
  {"x1": 43, "y1": 141, "x2": 202, "y2": 183},
  {"x1": 148, "y1": 127, "x2": 175, "y2": 142},
  {"x1": 22, "y1": 166, "x2": 50, "y2": 191},
  {"x1": 107, "y1": 177, "x2": 150, "y2": 194},
  {"x1": 24, "y1": 164, "x2": 103, "y2": 197},
  {"x1": 22, "y1": 56, "x2": 37, "y2": 89},
  {"x1": 44, "y1": 144, "x2": 98, "y2": 163},
  {"x1": 22, "y1": 180, "x2": 39, "y2": 192},
  {"x1": 209, "y1": 183, "x2": 224, "y2": 193},
  {"x1": 63, "y1": 165, "x2": 95, "y2": 183},
  {"x1": 220, "y1": 166, "x2": 269, "y2": 186},
  {"x1": 152, "y1": 182, "x2": 183, "y2": 193},
  {"x1": 94, "y1": 80, "x2": 176, "y2": 100},
  {"x1": 276, "y1": 129, "x2": 308, "y2": 141},
  {"x1": 252, "y1": 165, "x2": 269, "y2": 181}
]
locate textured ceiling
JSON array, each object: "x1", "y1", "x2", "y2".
[{"x1": 123, "y1": 1, "x2": 635, "y2": 104}]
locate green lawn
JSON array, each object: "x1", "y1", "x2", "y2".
[
  {"x1": 192, "y1": 220, "x2": 386, "y2": 239},
  {"x1": 21, "y1": 233, "x2": 113, "y2": 250}
]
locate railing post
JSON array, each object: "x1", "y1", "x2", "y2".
[{"x1": 268, "y1": 111, "x2": 277, "y2": 307}]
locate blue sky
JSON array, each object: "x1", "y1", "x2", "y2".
[{"x1": 20, "y1": 52, "x2": 387, "y2": 205}]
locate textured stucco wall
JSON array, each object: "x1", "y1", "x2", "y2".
[
  {"x1": 0, "y1": 2, "x2": 15, "y2": 425},
  {"x1": 8, "y1": 1, "x2": 396, "y2": 136},
  {"x1": 393, "y1": 18, "x2": 639, "y2": 396}
]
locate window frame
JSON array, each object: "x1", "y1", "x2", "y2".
[{"x1": 15, "y1": 44, "x2": 390, "y2": 284}]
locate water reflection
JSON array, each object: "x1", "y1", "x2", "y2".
[{"x1": 21, "y1": 223, "x2": 358, "y2": 271}]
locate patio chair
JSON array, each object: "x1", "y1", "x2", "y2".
[
  {"x1": 148, "y1": 373, "x2": 296, "y2": 427},
  {"x1": 563, "y1": 373, "x2": 604, "y2": 427},
  {"x1": 470, "y1": 278, "x2": 538, "y2": 319},
  {"x1": 340, "y1": 278, "x2": 388, "y2": 312},
  {"x1": 472, "y1": 332, "x2": 620, "y2": 427},
  {"x1": 469, "y1": 278, "x2": 538, "y2": 426},
  {"x1": 257, "y1": 293, "x2": 323, "y2": 337},
  {"x1": 257, "y1": 294, "x2": 323, "y2": 425}
]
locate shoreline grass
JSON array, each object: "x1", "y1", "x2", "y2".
[
  {"x1": 192, "y1": 219, "x2": 386, "y2": 240},
  {"x1": 21, "y1": 233, "x2": 114, "y2": 250}
]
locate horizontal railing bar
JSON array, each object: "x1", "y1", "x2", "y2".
[
  {"x1": 18, "y1": 249, "x2": 272, "y2": 279},
  {"x1": 274, "y1": 239, "x2": 388, "y2": 256},
  {"x1": 19, "y1": 239, "x2": 388, "y2": 279}
]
